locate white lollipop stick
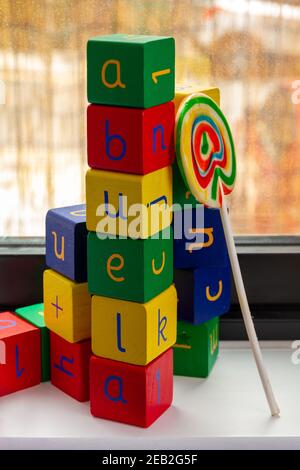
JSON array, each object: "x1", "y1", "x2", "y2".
[{"x1": 220, "y1": 186, "x2": 280, "y2": 416}]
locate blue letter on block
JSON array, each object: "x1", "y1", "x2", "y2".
[
  {"x1": 105, "y1": 120, "x2": 126, "y2": 161},
  {"x1": 54, "y1": 355, "x2": 75, "y2": 377},
  {"x1": 152, "y1": 124, "x2": 166, "y2": 153},
  {"x1": 158, "y1": 309, "x2": 167, "y2": 346},
  {"x1": 15, "y1": 345, "x2": 25, "y2": 378},
  {"x1": 104, "y1": 375, "x2": 127, "y2": 404},
  {"x1": 116, "y1": 313, "x2": 126, "y2": 353},
  {"x1": 156, "y1": 369, "x2": 161, "y2": 404}
]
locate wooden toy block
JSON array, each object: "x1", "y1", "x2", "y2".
[
  {"x1": 87, "y1": 227, "x2": 173, "y2": 303},
  {"x1": 173, "y1": 318, "x2": 219, "y2": 378},
  {"x1": 87, "y1": 34, "x2": 175, "y2": 108},
  {"x1": 174, "y1": 206, "x2": 229, "y2": 269},
  {"x1": 46, "y1": 204, "x2": 87, "y2": 282},
  {"x1": 92, "y1": 284, "x2": 177, "y2": 366},
  {"x1": 43, "y1": 269, "x2": 91, "y2": 343},
  {"x1": 87, "y1": 102, "x2": 175, "y2": 175},
  {"x1": 173, "y1": 160, "x2": 198, "y2": 209},
  {"x1": 174, "y1": 265, "x2": 231, "y2": 324},
  {"x1": 86, "y1": 166, "x2": 173, "y2": 238},
  {"x1": 50, "y1": 332, "x2": 91, "y2": 402},
  {"x1": 15, "y1": 303, "x2": 50, "y2": 382},
  {"x1": 0, "y1": 311, "x2": 41, "y2": 397},
  {"x1": 174, "y1": 85, "x2": 220, "y2": 113},
  {"x1": 90, "y1": 348, "x2": 173, "y2": 427}
]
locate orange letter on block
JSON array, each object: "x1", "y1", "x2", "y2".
[
  {"x1": 101, "y1": 60, "x2": 126, "y2": 89},
  {"x1": 107, "y1": 254, "x2": 125, "y2": 282}
]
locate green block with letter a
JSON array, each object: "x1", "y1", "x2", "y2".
[
  {"x1": 87, "y1": 34, "x2": 175, "y2": 108},
  {"x1": 87, "y1": 227, "x2": 173, "y2": 303},
  {"x1": 15, "y1": 303, "x2": 50, "y2": 382},
  {"x1": 173, "y1": 317, "x2": 219, "y2": 378}
]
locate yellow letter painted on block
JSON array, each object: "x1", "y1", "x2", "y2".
[
  {"x1": 69, "y1": 209, "x2": 86, "y2": 217},
  {"x1": 206, "y1": 280, "x2": 223, "y2": 302},
  {"x1": 101, "y1": 59, "x2": 126, "y2": 89},
  {"x1": 152, "y1": 251, "x2": 166, "y2": 275},
  {"x1": 51, "y1": 231, "x2": 65, "y2": 260},
  {"x1": 107, "y1": 254, "x2": 125, "y2": 283},
  {"x1": 187, "y1": 227, "x2": 214, "y2": 253},
  {"x1": 210, "y1": 326, "x2": 218, "y2": 354}
]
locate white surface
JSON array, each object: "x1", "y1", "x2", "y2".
[{"x1": 1, "y1": 342, "x2": 299, "y2": 450}]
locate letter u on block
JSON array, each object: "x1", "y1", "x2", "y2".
[
  {"x1": 51, "y1": 231, "x2": 65, "y2": 260},
  {"x1": 206, "y1": 280, "x2": 223, "y2": 302}
]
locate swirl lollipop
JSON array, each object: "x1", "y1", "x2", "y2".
[
  {"x1": 176, "y1": 92, "x2": 280, "y2": 417},
  {"x1": 176, "y1": 93, "x2": 236, "y2": 208}
]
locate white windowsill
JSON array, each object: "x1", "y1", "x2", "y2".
[{"x1": 1, "y1": 341, "x2": 299, "y2": 450}]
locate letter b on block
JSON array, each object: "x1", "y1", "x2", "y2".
[{"x1": 87, "y1": 34, "x2": 175, "y2": 108}]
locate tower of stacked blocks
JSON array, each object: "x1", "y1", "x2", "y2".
[
  {"x1": 86, "y1": 34, "x2": 177, "y2": 427},
  {"x1": 0, "y1": 35, "x2": 231, "y2": 424}
]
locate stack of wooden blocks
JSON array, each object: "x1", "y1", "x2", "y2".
[
  {"x1": 0, "y1": 35, "x2": 232, "y2": 426},
  {"x1": 172, "y1": 86, "x2": 231, "y2": 379},
  {"x1": 86, "y1": 34, "x2": 177, "y2": 427}
]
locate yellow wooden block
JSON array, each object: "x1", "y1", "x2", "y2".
[
  {"x1": 43, "y1": 269, "x2": 91, "y2": 343},
  {"x1": 92, "y1": 284, "x2": 177, "y2": 366},
  {"x1": 174, "y1": 85, "x2": 220, "y2": 114},
  {"x1": 86, "y1": 166, "x2": 173, "y2": 238}
]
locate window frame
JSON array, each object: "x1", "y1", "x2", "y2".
[{"x1": 0, "y1": 236, "x2": 299, "y2": 340}]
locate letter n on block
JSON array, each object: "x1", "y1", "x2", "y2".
[
  {"x1": 90, "y1": 348, "x2": 173, "y2": 427},
  {"x1": 87, "y1": 102, "x2": 174, "y2": 175},
  {"x1": 46, "y1": 204, "x2": 87, "y2": 282},
  {"x1": 50, "y1": 332, "x2": 91, "y2": 402},
  {"x1": 0, "y1": 312, "x2": 41, "y2": 397},
  {"x1": 92, "y1": 285, "x2": 177, "y2": 365}
]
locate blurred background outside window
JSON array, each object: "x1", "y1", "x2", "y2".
[{"x1": 0, "y1": 0, "x2": 300, "y2": 236}]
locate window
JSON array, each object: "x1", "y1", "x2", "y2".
[{"x1": 1, "y1": 0, "x2": 300, "y2": 235}]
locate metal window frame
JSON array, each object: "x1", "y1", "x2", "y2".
[{"x1": 0, "y1": 236, "x2": 299, "y2": 340}]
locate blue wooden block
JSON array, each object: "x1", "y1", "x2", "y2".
[
  {"x1": 45, "y1": 204, "x2": 87, "y2": 282},
  {"x1": 174, "y1": 265, "x2": 231, "y2": 324},
  {"x1": 173, "y1": 206, "x2": 229, "y2": 269}
]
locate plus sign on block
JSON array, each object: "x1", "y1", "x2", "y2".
[
  {"x1": 43, "y1": 269, "x2": 91, "y2": 343},
  {"x1": 0, "y1": 311, "x2": 41, "y2": 397}
]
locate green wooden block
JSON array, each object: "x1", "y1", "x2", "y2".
[
  {"x1": 87, "y1": 34, "x2": 175, "y2": 108},
  {"x1": 88, "y1": 227, "x2": 173, "y2": 302},
  {"x1": 173, "y1": 160, "x2": 198, "y2": 210},
  {"x1": 173, "y1": 317, "x2": 219, "y2": 378},
  {"x1": 15, "y1": 303, "x2": 50, "y2": 382}
]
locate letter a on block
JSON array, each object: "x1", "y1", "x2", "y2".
[
  {"x1": 104, "y1": 375, "x2": 127, "y2": 403},
  {"x1": 101, "y1": 60, "x2": 126, "y2": 89}
]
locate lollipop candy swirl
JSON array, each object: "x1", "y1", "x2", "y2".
[{"x1": 176, "y1": 93, "x2": 236, "y2": 208}]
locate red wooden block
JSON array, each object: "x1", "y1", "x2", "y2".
[
  {"x1": 50, "y1": 332, "x2": 91, "y2": 402},
  {"x1": 87, "y1": 102, "x2": 175, "y2": 175},
  {"x1": 0, "y1": 311, "x2": 41, "y2": 397},
  {"x1": 90, "y1": 348, "x2": 173, "y2": 427}
]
